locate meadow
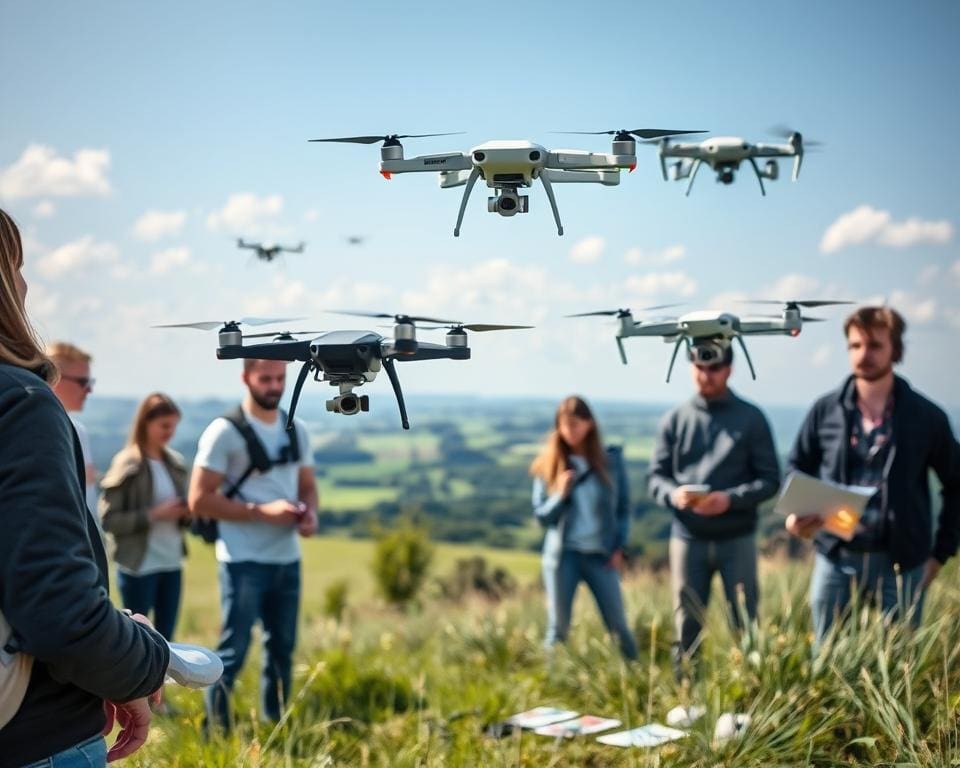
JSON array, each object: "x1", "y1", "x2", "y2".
[{"x1": 125, "y1": 536, "x2": 960, "y2": 767}]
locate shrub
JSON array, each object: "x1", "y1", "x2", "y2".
[
  {"x1": 371, "y1": 519, "x2": 434, "y2": 606},
  {"x1": 322, "y1": 578, "x2": 349, "y2": 622}
]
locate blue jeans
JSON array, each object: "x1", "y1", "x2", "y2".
[
  {"x1": 205, "y1": 560, "x2": 301, "y2": 731},
  {"x1": 543, "y1": 550, "x2": 638, "y2": 660},
  {"x1": 116, "y1": 568, "x2": 182, "y2": 641},
  {"x1": 809, "y1": 549, "x2": 926, "y2": 647},
  {"x1": 21, "y1": 735, "x2": 107, "y2": 767}
]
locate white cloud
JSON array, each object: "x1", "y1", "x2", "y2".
[
  {"x1": 820, "y1": 205, "x2": 953, "y2": 254},
  {"x1": 304, "y1": 209, "x2": 320, "y2": 223},
  {"x1": 37, "y1": 237, "x2": 120, "y2": 279},
  {"x1": 623, "y1": 271, "x2": 697, "y2": 298},
  {"x1": 0, "y1": 144, "x2": 111, "y2": 199},
  {"x1": 32, "y1": 201, "x2": 55, "y2": 219},
  {"x1": 150, "y1": 247, "x2": 191, "y2": 275},
  {"x1": 206, "y1": 193, "x2": 283, "y2": 234},
  {"x1": 917, "y1": 265, "x2": 940, "y2": 286},
  {"x1": 133, "y1": 210, "x2": 187, "y2": 241},
  {"x1": 569, "y1": 236, "x2": 605, "y2": 264},
  {"x1": 765, "y1": 273, "x2": 822, "y2": 300},
  {"x1": 624, "y1": 244, "x2": 686, "y2": 266},
  {"x1": 24, "y1": 282, "x2": 60, "y2": 320},
  {"x1": 889, "y1": 290, "x2": 937, "y2": 325}
]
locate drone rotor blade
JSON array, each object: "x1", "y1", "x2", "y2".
[
  {"x1": 398, "y1": 132, "x2": 465, "y2": 139},
  {"x1": 242, "y1": 330, "x2": 324, "y2": 339},
  {"x1": 240, "y1": 316, "x2": 306, "y2": 326},
  {"x1": 329, "y1": 309, "x2": 459, "y2": 325},
  {"x1": 565, "y1": 310, "x2": 622, "y2": 318},
  {"x1": 152, "y1": 321, "x2": 223, "y2": 331},
  {"x1": 309, "y1": 132, "x2": 464, "y2": 145},
  {"x1": 628, "y1": 129, "x2": 707, "y2": 139},
  {"x1": 462, "y1": 324, "x2": 533, "y2": 332}
]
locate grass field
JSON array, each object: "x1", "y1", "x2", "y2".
[{"x1": 123, "y1": 537, "x2": 960, "y2": 767}]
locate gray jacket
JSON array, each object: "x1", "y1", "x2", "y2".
[{"x1": 533, "y1": 446, "x2": 630, "y2": 568}]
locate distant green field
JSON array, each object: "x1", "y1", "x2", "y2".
[{"x1": 317, "y1": 482, "x2": 400, "y2": 509}]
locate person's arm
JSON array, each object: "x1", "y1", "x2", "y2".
[
  {"x1": 722, "y1": 410, "x2": 781, "y2": 510},
  {"x1": 0, "y1": 383, "x2": 168, "y2": 702},
  {"x1": 532, "y1": 475, "x2": 570, "y2": 527},
  {"x1": 611, "y1": 448, "x2": 630, "y2": 552},
  {"x1": 647, "y1": 412, "x2": 679, "y2": 508},
  {"x1": 297, "y1": 465, "x2": 319, "y2": 537},
  {"x1": 188, "y1": 465, "x2": 300, "y2": 525},
  {"x1": 99, "y1": 477, "x2": 151, "y2": 536},
  {"x1": 929, "y1": 409, "x2": 960, "y2": 566}
]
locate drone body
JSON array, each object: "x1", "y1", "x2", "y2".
[
  {"x1": 237, "y1": 238, "x2": 306, "y2": 262},
  {"x1": 310, "y1": 128, "x2": 705, "y2": 236}
]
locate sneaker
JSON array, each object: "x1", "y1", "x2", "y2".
[{"x1": 666, "y1": 704, "x2": 706, "y2": 729}]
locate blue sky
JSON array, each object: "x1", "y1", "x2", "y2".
[{"x1": 2, "y1": 1, "x2": 958, "y2": 411}]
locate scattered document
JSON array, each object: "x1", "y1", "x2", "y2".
[
  {"x1": 507, "y1": 707, "x2": 579, "y2": 730},
  {"x1": 534, "y1": 715, "x2": 621, "y2": 738},
  {"x1": 597, "y1": 723, "x2": 687, "y2": 748},
  {"x1": 775, "y1": 471, "x2": 877, "y2": 541}
]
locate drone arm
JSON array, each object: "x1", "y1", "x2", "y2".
[
  {"x1": 285, "y1": 360, "x2": 314, "y2": 431},
  {"x1": 453, "y1": 167, "x2": 481, "y2": 237},
  {"x1": 381, "y1": 356, "x2": 410, "y2": 430},
  {"x1": 380, "y1": 152, "x2": 472, "y2": 175},
  {"x1": 734, "y1": 335, "x2": 757, "y2": 380},
  {"x1": 684, "y1": 159, "x2": 702, "y2": 197},
  {"x1": 216, "y1": 339, "x2": 312, "y2": 362},
  {"x1": 541, "y1": 169, "x2": 619, "y2": 186},
  {"x1": 545, "y1": 150, "x2": 633, "y2": 171},
  {"x1": 665, "y1": 337, "x2": 685, "y2": 383},
  {"x1": 538, "y1": 171, "x2": 564, "y2": 236},
  {"x1": 747, "y1": 157, "x2": 767, "y2": 197}
]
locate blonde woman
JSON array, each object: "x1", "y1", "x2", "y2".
[
  {"x1": 530, "y1": 396, "x2": 638, "y2": 659},
  {"x1": 101, "y1": 393, "x2": 189, "y2": 641},
  {"x1": 0, "y1": 208, "x2": 167, "y2": 766}
]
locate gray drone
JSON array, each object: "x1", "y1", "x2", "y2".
[
  {"x1": 310, "y1": 128, "x2": 706, "y2": 236},
  {"x1": 647, "y1": 127, "x2": 821, "y2": 196},
  {"x1": 237, "y1": 238, "x2": 306, "y2": 263},
  {"x1": 570, "y1": 300, "x2": 850, "y2": 381},
  {"x1": 154, "y1": 314, "x2": 530, "y2": 429}
]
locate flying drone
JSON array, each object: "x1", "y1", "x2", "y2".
[
  {"x1": 154, "y1": 313, "x2": 531, "y2": 429},
  {"x1": 237, "y1": 238, "x2": 306, "y2": 262},
  {"x1": 569, "y1": 300, "x2": 851, "y2": 382},
  {"x1": 647, "y1": 127, "x2": 821, "y2": 196},
  {"x1": 310, "y1": 128, "x2": 706, "y2": 236}
]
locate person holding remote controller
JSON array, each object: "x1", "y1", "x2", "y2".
[{"x1": 648, "y1": 342, "x2": 780, "y2": 687}]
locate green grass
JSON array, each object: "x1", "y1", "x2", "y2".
[
  {"x1": 317, "y1": 483, "x2": 400, "y2": 510},
  {"x1": 127, "y1": 543, "x2": 960, "y2": 767}
]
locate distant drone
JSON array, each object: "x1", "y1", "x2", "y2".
[
  {"x1": 310, "y1": 128, "x2": 706, "y2": 236},
  {"x1": 647, "y1": 127, "x2": 821, "y2": 196},
  {"x1": 346, "y1": 235, "x2": 365, "y2": 246},
  {"x1": 569, "y1": 300, "x2": 850, "y2": 381},
  {"x1": 237, "y1": 238, "x2": 306, "y2": 263},
  {"x1": 154, "y1": 313, "x2": 530, "y2": 429}
]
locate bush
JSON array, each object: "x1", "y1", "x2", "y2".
[
  {"x1": 437, "y1": 556, "x2": 517, "y2": 602},
  {"x1": 371, "y1": 519, "x2": 434, "y2": 606},
  {"x1": 322, "y1": 578, "x2": 349, "y2": 622}
]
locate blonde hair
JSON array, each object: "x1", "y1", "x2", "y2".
[
  {"x1": 529, "y1": 396, "x2": 610, "y2": 493},
  {"x1": 0, "y1": 209, "x2": 54, "y2": 380},
  {"x1": 45, "y1": 341, "x2": 93, "y2": 367},
  {"x1": 127, "y1": 392, "x2": 181, "y2": 453}
]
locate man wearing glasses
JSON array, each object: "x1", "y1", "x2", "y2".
[
  {"x1": 648, "y1": 341, "x2": 780, "y2": 692},
  {"x1": 47, "y1": 341, "x2": 99, "y2": 518}
]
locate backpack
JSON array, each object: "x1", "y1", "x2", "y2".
[
  {"x1": 0, "y1": 609, "x2": 33, "y2": 730},
  {"x1": 191, "y1": 406, "x2": 301, "y2": 544}
]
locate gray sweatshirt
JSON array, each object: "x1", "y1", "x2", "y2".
[{"x1": 648, "y1": 389, "x2": 780, "y2": 540}]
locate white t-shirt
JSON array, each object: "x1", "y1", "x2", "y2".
[
  {"x1": 119, "y1": 458, "x2": 183, "y2": 576},
  {"x1": 68, "y1": 414, "x2": 100, "y2": 528},
  {"x1": 193, "y1": 409, "x2": 312, "y2": 564}
]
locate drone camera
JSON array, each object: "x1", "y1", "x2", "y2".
[
  {"x1": 326, "y1": 393, "x2": 370, "y2": 416},
  {"x1": 488, "y1": 189, "x2": 529, "y2": 217},
  {"x1": 689, "y1": 340, "x2": 731, "y2": 366},
  {"x1": 764, "y1": 160, "x2": 779, "y2": 180},
  {"x1": 473, "y1": 151, "x2": 486, "y2": 162},
  {"x1": 528, "y1": 150, "x2": 541, "y2": 161}
]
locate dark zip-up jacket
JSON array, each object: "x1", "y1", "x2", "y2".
[
  {"x1": 788, "y1": 374, "x2": 960, "y2": 569},
  {"x1": 0, "y1": 364, "x2": 169, "y2": 767}
]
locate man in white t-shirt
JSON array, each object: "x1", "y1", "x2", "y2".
[
  {"x1": 189, "y1": 358, "x2": 318, "y2": 732},
  {"x1": 46, "y1": 341, "x2": 99, "y2": 518}
]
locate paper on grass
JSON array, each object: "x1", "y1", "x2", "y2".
[
  {"x1": 507, "y1": 706, "x2": 579, "y2": 729},
  {"x1": 597, "y1": 723, "x2": 687, "y2": 748},
  {"x1": 774, "y1": 471, "x2": 877, "y2": 542},
  {"x1": 534, "y1": 715, "x2": 621, "y2": 737}
]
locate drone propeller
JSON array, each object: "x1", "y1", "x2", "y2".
[
  {"x1": 330, "y1": 309, "x2": 459, "y2": 325},
  {"x1": 153, "y1": 316, "x2": 305, "y2": 331},
  {"x1": 309, "y1": 132, "x2": 464, "y2": 145},
  {"x1": 749, "y1": 314, "x2": 826, "y2": 322},
  {"x1": 419, "y1": 323, "x2": 533, "y2": 332},
  {"x1": 552, "y1": 129, "x2": 707, "y2": 140},
  {"x1": 242, "y1": 329, "x2": 325, "y2": 339},
  {"x1": 768, "y1": 125, "x2": 824, "y2": 147},
  {"x1": 566, "y1": 303, "x2": 684, "y2": 319},
  {"x1": 745, "y1": 300, "x2": 852, "y2": 309}
]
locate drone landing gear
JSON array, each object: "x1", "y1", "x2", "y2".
[
  {"x1": 382, "y1": 356, "x2": 410, "y2": 430},
  {"x1": 747, "y1": 158, "x2": 767, "y2": 197},
  {"x1": 285, "y1": 360, "x2": 315, "y2": 431},
  {"x1": 733, "y1": 334, "x2": 757, "y2": 380},
  {"x1": 665, "y1": 337, "x2": 686, "y2": 382},
  {"x1": 453, "y1": 167, "x2": 481, "y2": 237},
  {"x1": 538, "y1": 171, "x2": 564, "y2": 236},
  {"x1": 684, "y1": 159, "x2": 702, "y2": 197}
]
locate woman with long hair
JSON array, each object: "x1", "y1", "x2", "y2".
[
  {"x1": 0, "y1": 208, "x2": 168, "y2": 766},
  {"x1": 101, "y1": 393, "x2": 189, "y2": 641},
  {"x1": 530, "y1": 396, "x2": 638, "y2": 659}
]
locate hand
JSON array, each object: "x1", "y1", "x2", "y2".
[
  {"x1": 671, "y1": 487, "x2": 698, "y2": 510},
  {"x1": 557, "y1": 469, "x2": 577, "y2": 499},
  {"x1": 692, "y1": 491, "x2": 731, "y2": 516},
  {"x1": 785, "y1": 513, "x2": 823, "y2": 539},
  {"x1": 921, "y1": 558, "x2": 942, "y2": 589},
  {"x1": 254, "y1": 499, "x2": 302, "y2": 527},
  {"x1": 103, "y1": 697, "x2": 153, "y2": 762},
  {"x1": 297, "y1": 504, "x2": 318, "y2": 538},
  {"x1": 606, "y1": 549, "x2": 625, "y2": 571},
  {"x1": 149, "y1": 498, "x2": 188, "y2": 522}
]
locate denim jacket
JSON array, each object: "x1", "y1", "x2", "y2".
[{"x1": 532, "y1": 446, "x2": 630, "y2": 569}]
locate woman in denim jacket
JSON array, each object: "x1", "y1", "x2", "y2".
[{"x1": 530, "y1": 396, "x2": 637, "y2": 659}]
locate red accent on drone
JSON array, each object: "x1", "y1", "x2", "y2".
[
  {"x1": 380, "y1": 171, "x2": 392, "y2": 180},
  {"x1": 790, "y1": 328, "x2": 801, "y2": 337},
  {"x1": 629, "y1": 163, "x2": 636, "y2": 173}
]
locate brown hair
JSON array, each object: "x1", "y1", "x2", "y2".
[
  {"x1": 0, "y1": 209, "x2": 55, "y2": 380},
  {"x1": 45, "y1": 341, "x2": 93, "y2": 367},
  {"x1": 127, "y1": 392, "x2": 181, "y2": 453},
  {"x1": 843, "y1": 306, "x2": 906, "y2": 363},
  {"x1": 529, "y1": 396, "x2": 610, "y2": 493}
]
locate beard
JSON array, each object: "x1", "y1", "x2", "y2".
[
  {"x1": 250, "y1": 389, "x2": 283, "y2": 410},
  {"x1": 855, "y1": 362, "x2": 893, "y2": 382}
]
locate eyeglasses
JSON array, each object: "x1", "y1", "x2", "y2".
[{"x1": 61, "y1": 374, "x2": 95, "y2": 391}]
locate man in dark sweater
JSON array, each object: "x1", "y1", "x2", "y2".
[
  {"x1": 786, "y1": 307, "x2": 960, "y2": 646},
  {"x1": 648, "y1": 344, "x2": 780, "y2": 681}
]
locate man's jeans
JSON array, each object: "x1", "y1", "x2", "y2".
[
  {"x1": 116, "y1": 568, "x2": 182, "y2": 641},
  {"x1": 204, "y1": 560, "x2": 301, "y2": 731},
  {"x1": 543, "y1": 550, "x2": 638, "y2": 660},
  {"x1": 809, "y1": 549, "x2": 925, "y2": 647},
  {"x1": 21, "y1": 735, "x2": 107, "y2": 767},
  {"x1": 669, "y1": 533, "x2": 758, "y2": 679}
]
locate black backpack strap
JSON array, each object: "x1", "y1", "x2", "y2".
[{"x1": 220, "y1": 406, "x2": 301, "y2": 499}]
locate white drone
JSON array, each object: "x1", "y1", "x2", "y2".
[
  {"x1": 570, "y1": 299, "x2": 850, "y2": 381},
  {"x1": 237, "y1": 238, "x2": 305, "y2": 263},
  {"x1": 648, "y1": 127, "x2": 821, "y2": 196},
  {"x1": 310, "y1": 128, "x2": 706, "y2": 236}
]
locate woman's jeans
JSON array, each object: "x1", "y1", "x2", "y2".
[
  {"x1": 543, "y1": 549, "x2": 638, "y2": 659},
  {"x1": 116, "y1": 567, "x2": 182, "y2": 641},
  {"x1": 21, "y1": 735, "x2": 107, "y2": 768}
]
